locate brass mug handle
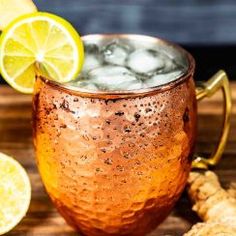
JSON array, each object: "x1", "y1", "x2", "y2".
[{"x1": 192, "y1": 70, "x2": 232, "y2": 169}]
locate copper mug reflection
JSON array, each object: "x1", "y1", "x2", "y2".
[{"x1": 32, "y1": 34, "x2": 231, "y2": 236}]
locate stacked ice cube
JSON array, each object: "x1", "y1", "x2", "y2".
[{"x1": 68, "y1": 40, "x2": 186, "y2": 91}]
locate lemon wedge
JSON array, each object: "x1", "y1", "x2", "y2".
[
  {"x1": 0, "y1": 12, "x2": 84, "y2": 93},
  {"x1": 0, "y1": 0, "x2": 37, "y2": 30},
  {"x1": 0, "y1": 152, "x2": 31, "y2": 235}
]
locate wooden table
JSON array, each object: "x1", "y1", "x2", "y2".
[{"x1": 1, "y1": 83, "x2": 235, "y2": 236}]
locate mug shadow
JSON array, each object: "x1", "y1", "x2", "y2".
[
  {"x1": 174, "y1": 189, "x2": 199, "y2": 225},
  {"x1": 148, "y1": 190, "x2": 200, "y2": 236}
]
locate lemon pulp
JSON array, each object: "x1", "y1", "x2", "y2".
[{"x1": 0, "y1": 152, "x2": 31, "y2": 235}]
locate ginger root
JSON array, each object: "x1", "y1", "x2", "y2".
[
  {"x1": 184, "y1": 171, "x2": 236, "y2": 236},
  {"x1": 228, "y1": 183, "x2": 236, "y2": 198}
]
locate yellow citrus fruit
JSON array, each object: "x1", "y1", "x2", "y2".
[
  {"x1": 0, "y1": 0, "x2": 37, "y2": 30},
  {"x1": 0, "y1": 152, "x2": 31, "y2": 235},
  {"x1": 0, "y1": 12, "x2": 84, "y2": 94}
]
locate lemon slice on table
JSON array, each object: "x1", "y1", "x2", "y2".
[
  {"x1": 0, "y1": 152, "x2": 31, "y2": 235},
  {"x1": 0, "y1": 12, "x2": 84, "y2": 94}
]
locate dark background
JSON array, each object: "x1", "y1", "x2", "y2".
[{"x1": 2, "y1": 0, "x2": 236, "y2": 82}]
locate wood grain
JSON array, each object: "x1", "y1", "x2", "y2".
[{"x1": 1, "y1": 82, "x2": 235, "y2": 236}]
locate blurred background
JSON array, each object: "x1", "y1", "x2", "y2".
[{"x1": 2, "y1": 0, "x2": 236, "y2": 82}]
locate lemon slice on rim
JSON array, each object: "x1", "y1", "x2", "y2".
[
  {"x1": 0, "y1": 152, "x2": 31, "y2": 235},
  {"x1": 0, "y1": 12, "x2": 84, "y2": 94}
]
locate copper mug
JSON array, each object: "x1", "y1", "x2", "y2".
[{"x1": 32, "y1": 34, "x2": 232, "y2": 236}]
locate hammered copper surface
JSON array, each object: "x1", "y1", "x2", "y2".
[{"x1": 32, "y1": 72, "x2": 197, "y2": 235}]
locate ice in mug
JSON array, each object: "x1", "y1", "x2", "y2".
[{"x1": 67, "y1": 38, "x2": 188, "y2": 91}]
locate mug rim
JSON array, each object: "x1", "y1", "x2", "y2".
[{"x1": 37, "y1": 34, "x2": 195, "y2": 99}]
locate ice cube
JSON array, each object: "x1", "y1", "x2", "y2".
[
  {"x1": 83, "y1": 55, "x2": 101, "y2": 72},
  {"x1": 102, "y1": 41, "x2": 130, "y2": 66},
  {"x1": 85, "y1": 43, "x2": 100, "y2": 54},
  {"x1": 159, "y1": 58, "x2": 181, "y2": 74},
  {"x1": 122, "y1": 80, "x2": 144, "y2": 90},
  {"x1": 103, "y1": 79, "x2": 144, "y2": 91},
  {"x1": 74, "y1": 80, "x2": 98, "y2": 91},
  {"x1": 144, "y1": 71, "x2": 183, "y2": 88},
  {"x1": 127, "y1": 49, "x2": 173, "y2": 75},
  {"x1": 83, "y1": 44, "x2": 102, "y2": 72},
  {"x1": 88, "y1": 65, "x2": 138, "y2": 90},
  {"x1": 89, "y1": 66, "x2": 137, "y2": 84}
]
